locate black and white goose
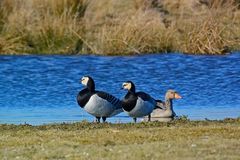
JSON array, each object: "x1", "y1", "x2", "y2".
[
  {"x1": 77, "y1": 76, "x2": 122, "y2": 122},
  {"x1": 121, "y1": 81, "x2": 156, "y2": 123}
]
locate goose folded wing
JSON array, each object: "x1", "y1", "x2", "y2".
[
  {"x1": 96, "y1": 91, "x2": 122, "y2": 109},
  {"x1": 155, "y1": 100, "x2": 166, "y2": 110},
  {"x1": 136, "y1": 92, "x2": 151, "y2": 101}
]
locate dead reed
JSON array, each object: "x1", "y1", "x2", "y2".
[
  {"x1": 0, "y1": 0, "x2": 88, "y2": 54},
  {"x1": 174, "y1": 0, "x2": 240, "y2": 54},
  {"x1": 0, "y1": 0, "x2": 239, "y2": 55}
]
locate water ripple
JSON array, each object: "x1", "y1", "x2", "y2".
[{"x1": 0, "y1": 53, "x2": 240, "y2": 124}]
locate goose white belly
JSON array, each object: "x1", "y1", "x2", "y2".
[
  {"x1": 151, "y1": 108, "x2": 173, "y2": 118},
  {"x1": 127, "y1": 97, "x2": 155, "y2": 117},
  {"x1": 142, "y1": 108, "x2": 175, "y2": 122},
  {"x1": 143, "y1": 117, "x2": 173, "y2": 122},
  {"x1": 84, "y1": 94, "x2": 116, "y2": 117}
]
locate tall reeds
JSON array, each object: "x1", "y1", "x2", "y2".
[
  {"x1": 93, "y1": 11, "x2": 175, "y2": 55},
  {"x1": 0, "y1": 0, "x2": 239, "y2": 55},
  {"x1": 0, "y1": 0, "x2": 88, "y2": 54},
  {"x1": 174, "y1": 0, "x2": 240, "y2": 54}
]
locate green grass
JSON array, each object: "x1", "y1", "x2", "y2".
[{"x1": 1, "y1": 118, "x2": 240, "y2": 159}]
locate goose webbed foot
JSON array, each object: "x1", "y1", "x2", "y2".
[
  {"x1": 102, "y1": 117, "x2": 107, "y2": 123},
  {"x1": 95, "y1": 117, "x2": 101, "y2": 123},
  {"x1": 133, "y1": 117, "x2": 137, "y2": 123}
]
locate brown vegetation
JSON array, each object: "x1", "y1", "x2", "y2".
[{"x1": 0, "y1": 0, "x2": 239, "y2": 55}]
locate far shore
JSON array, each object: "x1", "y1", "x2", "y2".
[{"x1": 0, "y1": 0, "x2": 240, "y2": 55}]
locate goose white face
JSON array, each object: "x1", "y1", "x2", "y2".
[
  {"x1": 122, "y1": 82, "x2": 131, "y2": 90},
  {"x1": 81, "y1": 76, "x2": 89, "y2": 86}
]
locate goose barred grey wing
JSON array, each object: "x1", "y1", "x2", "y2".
[
  {"x1": 96, "y1": 91, "x2": 123, "y2": 116},
  {"x1": 137, "y1": 92, "x2": 156, "y2": 105},
  {"x1": 96, "y1": 91, "x2": 122, "y2": 109}
]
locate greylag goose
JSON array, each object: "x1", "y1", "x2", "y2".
[
  {"x1": 77, "y1": 76, "x2": 122, "y2": 122},
  {"x1": 121, "y1": 81, "x2": 156, "y2": 123},
  {"x1": 144, "y1": 89, "x2": 181, "y2": 122}
]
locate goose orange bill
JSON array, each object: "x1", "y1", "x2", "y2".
[{"x1": 175, "y1": 93, "x2": 182, "y2": 99}]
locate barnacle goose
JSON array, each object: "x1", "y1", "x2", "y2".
[
  {"x1": 121, "y1": 81, "x2": 156, "y2": 123},
  {"x1": 77, "y1": 76, "x2": 122, "y2": 122}
]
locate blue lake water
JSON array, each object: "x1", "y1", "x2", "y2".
[{"x1": 0, "y1": 53, "x2": 240, "y2": 125}]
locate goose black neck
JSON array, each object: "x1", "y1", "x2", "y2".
[
  {"x1": 87, "y1": 77, "x2": 95, "y2": 92},
  {"x1": 129, "y1": 83, "x2": 136, "y2": 93}
]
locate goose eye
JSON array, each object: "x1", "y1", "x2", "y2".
[{"x1": 123, "y1": 83, "x2": 127, "y2": 87}]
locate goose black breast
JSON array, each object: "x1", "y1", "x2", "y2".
[
  {"x1": 96, "y1": 91, "x2": 121, "y2": 107},
  {"x1": 77, "y1": 88, "x2": 92, "y2": 108},
  {"x1": 122, "y1": 93, "x2": 138, "y2": 112}
]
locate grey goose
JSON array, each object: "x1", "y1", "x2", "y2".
[{"x1": 144, "y1": 89, "x2": 182, "y2": 122}]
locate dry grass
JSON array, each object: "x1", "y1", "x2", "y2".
[
  {"x1": 94, "y1": 11, "x2": 175, "y2": 55},
  {"x1": 0, "y1": 34, "x2": 27, "y2": 54},
  {"x1": 0, "y1": 118, "x2": 239, "y2": 159},
  {"x1": 188, "y1": 21, "x2": 236, "y2": 54},
  {"x1": 0, "y1": 0, "x2": 240, "y2": 55},
  {"x1": 0, "y1": 0, "x2": 88, "y2": 54},
  {"x1": 173, "y1": 0, "x2": 240, "y2": 54}
]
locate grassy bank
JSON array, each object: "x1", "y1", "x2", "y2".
[
  {"x1": 0, "y1": 118, "x2": 240, "y2": 159},
  {"x1": 0, "y1": 0, "x2": 240, "y2": 55}
]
